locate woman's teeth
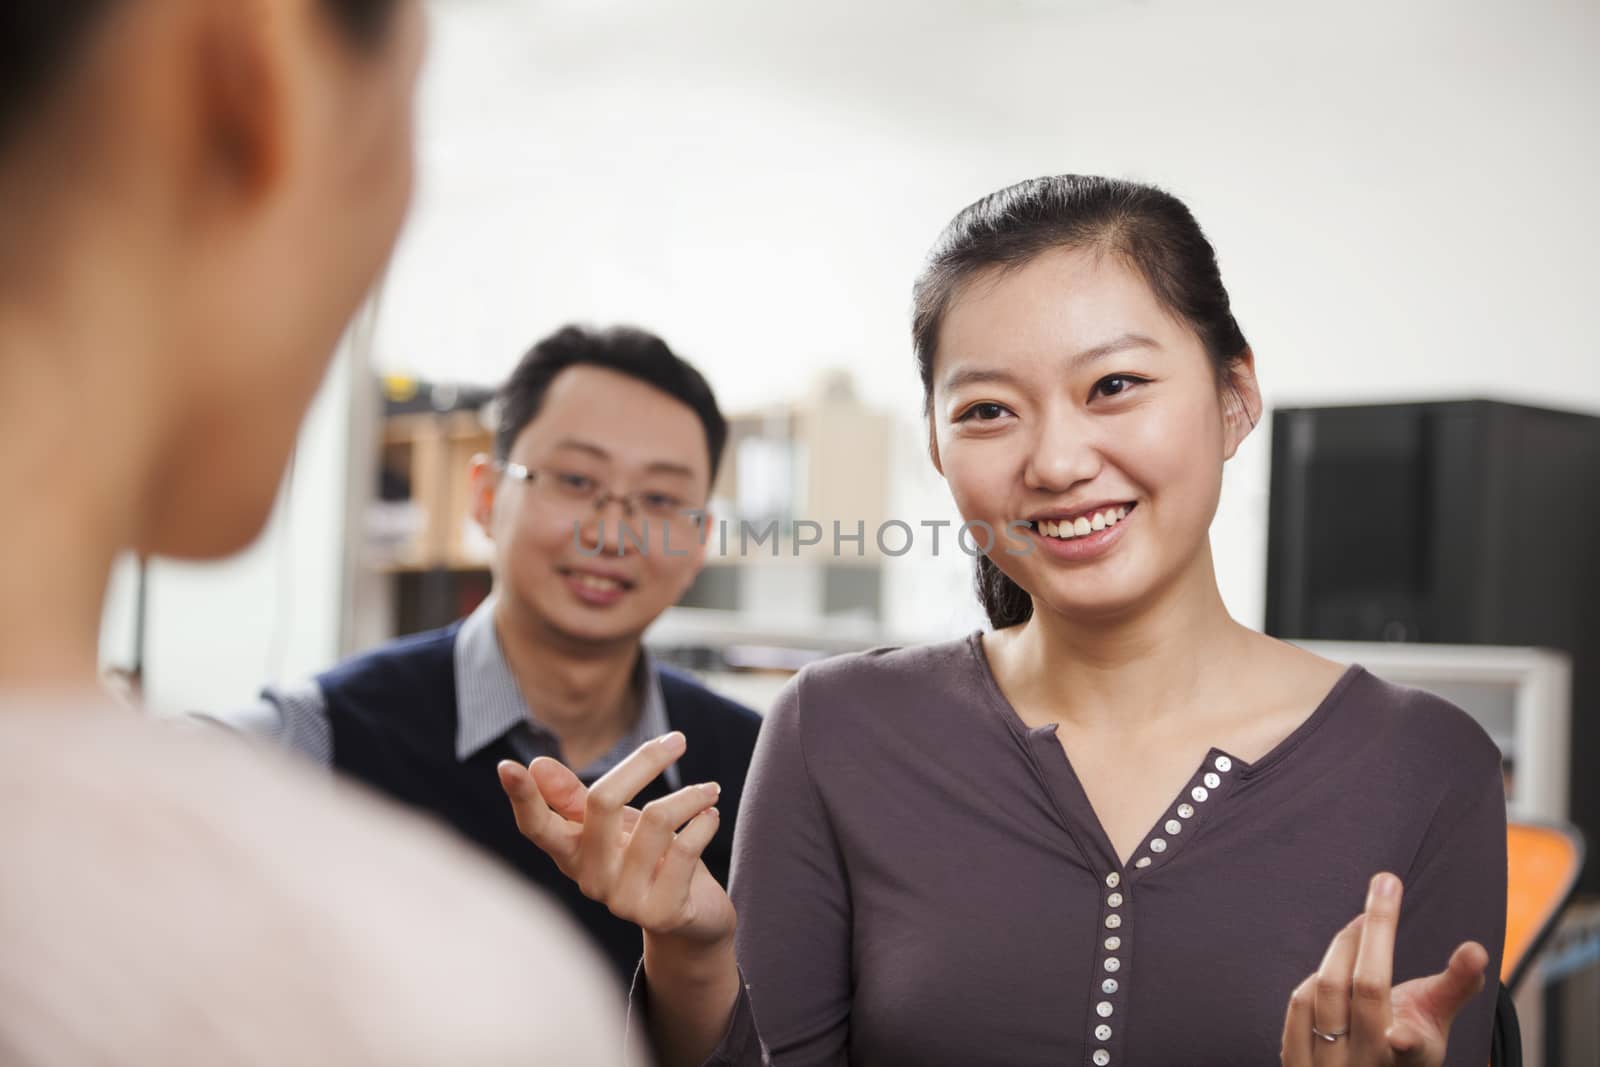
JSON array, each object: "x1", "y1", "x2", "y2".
[
  {"x1": 1037, "y1": 505, "x2": 1130, "y2": 540},
  {"x1": 574, "y1": 574, "x2": 625, "y2": 592}
]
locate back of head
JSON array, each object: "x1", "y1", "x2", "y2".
[
  {"x1": 0, "y1": 0, "x2": 422, "y2": 562},
  {"x1": 0, "y1": 4, "x2": 114, "y2": 150}
]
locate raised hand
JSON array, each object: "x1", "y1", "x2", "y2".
[
  {"x1": 1281, "y1": 873, "x2": 1489, "y2": 1067},
  {"x1": 496, "y1": 731, "x2": 737, "y2": 945}
]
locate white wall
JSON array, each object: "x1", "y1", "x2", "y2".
[
  {"x1": 373, "y1": 0, "x2": 1599, "y2": 636},
  {"x1": 104, "y1": 0, "x2": 1599, "y2": 694}
]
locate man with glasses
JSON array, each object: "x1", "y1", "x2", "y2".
[{"x1": 208, "y1": 325, "x2": 761, "y2": 982}]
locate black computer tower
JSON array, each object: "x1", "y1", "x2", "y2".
[{"x1": 1266, "y1": 399, "x2": 1600, "y2": 890}]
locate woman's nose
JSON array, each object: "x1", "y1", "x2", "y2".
[{"x1": 1024, "y1": 412, "x2": 1104, "y2": 492}]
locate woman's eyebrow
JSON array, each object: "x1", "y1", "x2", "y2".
[
  {"x1": 940, "y1": 333, "x2": 1160, "y2": 394},
  {"x1": 1071, "y1": 332, "x2": 1160, "y2": 366},
  {"x1": 940, "y1": 366, "x2": 1021, "y2": 393}
]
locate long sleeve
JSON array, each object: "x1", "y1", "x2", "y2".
[
  {"x1": 696, "y1": 668, "x2": 850, "y2": 1065},
  {"x1": 194, "y1": 680, "x2": 335, "y2": 766},
  {"x1": 1396, "y1": 728, "x2": 1508, "y2": 1067},
  {"x1": 627, "y1": 668, "x2": 851, "y2": 1067}
]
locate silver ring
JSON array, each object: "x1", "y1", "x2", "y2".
[{"x1": 1311, "y1": 1025, "x2": 1349, "y2": 1042}]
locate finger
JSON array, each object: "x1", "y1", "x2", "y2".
[
  {"x1": 1282, "y1": 974, "x2": 1316, "y2": 1067},
  {"x1": 640, "y1": 807, "x2": 722, "y2": 930},
  {"x1": 529, "y1": 756, "x2": 589, "y2": 820},
  {"x1": 610, "y1": 782, "x2": 721, "y2": 913},
  {"x1": 1399, "y1": 941, "x2": 1489, "y2": 1038},
  {"x1": 1350, "y1": 873, "x2": 1402, "y2": 1054},
  {"x1": 1312, "y1": 914, "x2": 1363, "y2": 1061},
  {"x1": 578, "y1": 732, "x2": 688, "y2": 897},
  {"x1": 527, "y1": 757, "x2": 644, "y2": 832},
  {"x1": 1386, "y1": 1018, "x2": 1425, "y2": 1062},
  {"x1": 585, "y1": 732, "x2": 687, "y2": 838},
  {"x1": 497, "y1": 760, "x2": 578, "y2": 863}
]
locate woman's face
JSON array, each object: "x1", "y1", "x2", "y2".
[
  {"x1": 928, "y1": 244, "x2": 1257, "y2": 624},
  {"x1": 149, "y1": 0, "x2": 427, "y2": 557}
]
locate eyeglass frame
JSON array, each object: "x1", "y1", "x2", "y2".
[{"x1": 496, "y1": 460, "x2": 705, "y2": 525}]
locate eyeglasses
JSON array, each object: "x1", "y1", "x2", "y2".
[{"x1": 499, "y1": 461, "x2": 700, "y2": 524}]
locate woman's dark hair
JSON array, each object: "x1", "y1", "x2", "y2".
[
  {"x1": 912, "y1": 174, "x2": 1251, "y2": 630},
  {"x1": 494, "y1": 325, "x2": 729, "y2": 483},
  {"x1": 0, "y1": 0, "x2": 399, "y2": 151}
]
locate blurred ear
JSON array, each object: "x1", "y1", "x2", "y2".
[
  {"x1": 468, "y1": 454, "x2": 499, "y2": 538},
  {"x1": 192, "y1": 0, "x2": 285, "y2": 204},
  {"x1": 1221, "y1": 348, "x2": 1262, "y2": 460}
]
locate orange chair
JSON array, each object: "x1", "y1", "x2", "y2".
[
  {"x1": 1490, "y1": 819, "x2": 1586, "y2": 1067},
  {"x1": 1503, "y1": 819, "x2": 1585, "y2": 991}
]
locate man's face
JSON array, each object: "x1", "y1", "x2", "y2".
[{"x1": 477, "y1": 365, "x2": 713, "y2": 647}]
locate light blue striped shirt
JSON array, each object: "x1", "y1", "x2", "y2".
[{"x1": 210, "y1": 595, "x2": 679, "y2": 789}]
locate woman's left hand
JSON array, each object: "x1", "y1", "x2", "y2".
[{"x1": 1281, "y1": 872, "x2": 1489, "y2": 1067}]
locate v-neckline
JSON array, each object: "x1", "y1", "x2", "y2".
[{"x1": 964, "y1": 632, "x2": 1364, "y2": 875}]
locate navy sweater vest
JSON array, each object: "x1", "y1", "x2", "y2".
[{"x1": 315, "y1": 624, "x2": 763, "y2": 983}]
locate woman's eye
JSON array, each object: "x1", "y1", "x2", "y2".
[
  {"x1": 1093, "y1": 375, "x2": 1147, "y2": 399},
  {"x1": 959, "y1": 402, "x2": 1011, "y2": 422}
]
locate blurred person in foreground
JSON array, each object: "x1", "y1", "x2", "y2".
[
  {"x1": 208, "y1": 323, "x2": 763, "y2": 983},
  {"x1": 0, "y1": 1, "x2": 623, "y2": 1063}
]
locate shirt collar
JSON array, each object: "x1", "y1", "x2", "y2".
[{"x1": 452, "y1": 595, "x2": 672, "y2": 767}]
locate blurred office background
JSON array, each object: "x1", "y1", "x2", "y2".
[{"x1": 98, "y1": 1, "x2": 1598, "y2": 1060}]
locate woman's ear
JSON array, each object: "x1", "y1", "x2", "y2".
[
  {"x1": 1221, "y1": 348, "x2": 1263, "y2": 460},
  {"x1": 193, "y1": 1, "x2": 286, "y2": 203}
]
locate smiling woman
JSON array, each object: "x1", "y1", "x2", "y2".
[
  {"x1": 500, "y1": 175, "x2": 1507, "y2": 1067},
  {"x1": 913, "y1": 176, "x2": 1256, "y2": 630}
]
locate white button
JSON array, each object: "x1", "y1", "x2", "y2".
[
  {"x1": 1165, "y1": 819, "x2": 1182, "y2": 834},
  {"x1": 1178, "y1": 803, "x2": 1195, "y2": 818},
  {"x1": 1107, "y1": 892, "x2": 1123, "y2": 907},
  {"x1": 1095, "y1": 1024, "x2": 1112, "y2": 1041},
  {"x1": 1102, "y1": 978, "x2": 1118, "y2": 994},
  {"x1": 1191, "y1": 786, "x2": 1209, "y2": 802},
  {"x1": 1093, "y1": 1050, "x2": 1111, "y2": 1066},
  {"x1": 1135, "y1": 856, "x2": 1152, "y2": 868},
  {"x1": 1204, "y1": 772, "x2": 1221, "y2": 789},
  {"x1": 1104, "y1": 936, "x2": 1121, "y2": 950},
  {"x1": 1105, "y1": 913, "x2": 1121, "y2": 929},
  {"x1": 1105, "y1": 872, "x2": 1120, "y2": 888},
  {"x1": 1104, "y1": 957, "x2": 1121, "y2": 973},
  {"x1": 1215, "y1": 755, "x2": 1232, "y2": 772},
  {"x1": 1149, "y1": 838, "x2": 1167, "y2": 853},
  {"x1": 1096, "y1": 1001, "x2": 1114, "y2": 1018}
]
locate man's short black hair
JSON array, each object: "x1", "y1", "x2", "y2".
[{"x1": 493, "y1": 324, "x2": 728, "y2": 482}]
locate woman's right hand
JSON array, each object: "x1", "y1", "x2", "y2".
[{"x1": 496, "y1": 731, "x2": 737, "y2": 949}]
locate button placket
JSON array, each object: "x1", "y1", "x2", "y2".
[
  {"x1": 1124, "y1": 750, "x2": 1237, "y2": 877},
  {"x1": 1086, "y1": 752, "x2": 1236, "y2": 1063},
  {"x1": 1089, "y1": 871, "x2": 1129, "y2": 1066}
]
